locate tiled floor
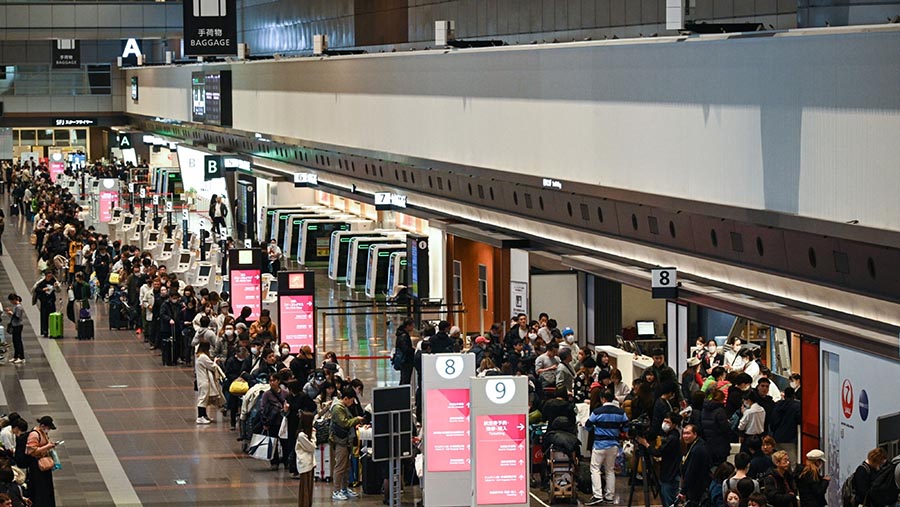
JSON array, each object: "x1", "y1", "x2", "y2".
[{"x1": 0, "y1": 194, "x2": 659, "y2": 506}]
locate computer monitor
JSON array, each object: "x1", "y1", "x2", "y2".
[
  {"x1": 123, "y1": 216, "x2": 133, "y2": 226},
  {"x1": 636, "y1": 320, "x2": 656, "y2": 337},
  {"x1": 179, "y1": 253, "x2": 191, "y2": 265},
  {"x1": 149, "y1": 232, "x2": 158, "y2": 242},
  {"x1": 163, "y1": 242, "x2": 174, "y2": 252},
  {"x1": 198, "y1": 265, "x2": 212, "y2": 277}
]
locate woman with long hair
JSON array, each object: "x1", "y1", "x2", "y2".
[
  {"x1": 295, "y1": 412, "x2": 316, "y2": 507},
  {"x1": 795, "y1": 449, "x2": 829, "y2": 507},
  {"x1": 194, "y1": 341, "x2": 225, "y2": 424}
]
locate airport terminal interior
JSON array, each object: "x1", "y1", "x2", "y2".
[{"x1": 0, "y1": 1, "x2": 899, "y2": 507}]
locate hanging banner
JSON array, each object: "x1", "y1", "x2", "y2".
[
  {"x1": 52, "y1": 40, "x2": 81, "y2": 68},
  {"x1": 183, "y1": 0, "x2": 238, "y2": 56}
]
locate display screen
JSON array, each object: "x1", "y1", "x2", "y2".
[
  {"x1": 163, "y1": 243, "x2": 174, "y2": 252},
  {"x1": 149, "y1": 232, "x2": 158, "y2": 242},
  {"x1": 238, "y1": 250, "x2": 253, "y2": 265},
  {"x1": 179, "y1": 253, "x2": 191, "y2": 265},
  {"x1": 426, "y1": 389, "x2": 471, "y2": 472},
  {"x1": 124, "y1": 216, "x2": 133, "y2": 226},
  {"x1": 475, "y1": 414, "x2": 528, "y2": 505},
  {"x1": 99, "y1": 190, "x2": 118, "y2": 223},
  {"x1": 230, "y1": 269, "x2": 261, "y2": 320},
  {"x1": 198, "y1": 265, "x2": 212, "y2": 277},
  {"x1": 636, "y1": 321, "x2": 655, "y2": 336},
  {"x1": 279, "y1": 294, "x2": 315, "y2": 352},
  {"x1": 49, "y1": 160, "x2": 65, "y2": 183},
  {"x1": 191, "y1": 72, "x2": 205, "y2": 122}
]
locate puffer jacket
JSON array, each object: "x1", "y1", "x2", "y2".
[{"x1": 700, "y1": 399, "x2": 733, "y2": 465}]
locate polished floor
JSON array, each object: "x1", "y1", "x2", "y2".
[{"x1": 0, "y1": 195, "x2": 658, "y2": 506}]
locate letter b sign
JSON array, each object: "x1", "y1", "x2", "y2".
[{"x1": 204, "y1": 155, "x2": 223, "y2": 180}]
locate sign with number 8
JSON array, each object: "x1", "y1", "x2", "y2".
[{"x1": 437, "y1": 355, "x2": 464, "y2": 380}]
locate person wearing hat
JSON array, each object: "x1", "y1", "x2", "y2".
[
  {"x1": 681, "y1": 356, "x2": 704, "y2": 400},
  {"x1": 31, "y1": 270, "x2": 60, "y2": 338},
  {"x1": 468, "y1": 335, "x2": 488, "y2": 366},
  {"x1": 559, "y1": 327, "x2": 580, "y2": 366},
  {"x1": 430, "y1": 320, "x2": 454, "y2": 354},
  {"x1": 795, "y1": 449, "x2": 829, "y2": 507},
  {"x1": 25, "y1": 416, "x2": 57, "y2": 507}
]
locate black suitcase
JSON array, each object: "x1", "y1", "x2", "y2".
[
  {"x1": 162, "y1": 338, "x2": 176, "y2": 366},
  {"x1": 108, "y1": 301, "x2": 122, "y2": 329},
  {"x1": 9, "y1": 204, "x2": 17, "y2": 216},
  {"x1": 77, "y1": 318, "x2": 94, "y2": 340},
  {"x1": 361, "y1": 454, "x2": 383, "y2": 495}
]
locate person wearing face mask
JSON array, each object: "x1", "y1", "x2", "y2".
[
  {"x1": 738, "y1": 391, "x2": 766, "y2": 452},
  {"x1": 559, "y1": 327, "x2": 580, "y2": 364},
  {"x1": 726, "y1": 373, "x2": 754, "y2": 418},
  {"x1": 636, "y1": 412, "x2": 683, "y2": 507},
  {"x1": 795, "y1": 449, "x2": 829, "y2": 507},
  {"x1": 702, "y1": 339, "x2": 724, "y2": 375},
  {"x1": 788, "y1": 373, "x2": 801, "y2": 401},
  {"x1": 725, "y1": 338, "x2": 746, "y2": 372},
  {"x1": 250, "y1": 348, "x2": 283, "y2": 381},
  {"x1": 25, "y1": 416, "x2": 57, "y2": 507},
  {"x1": 224, "y1": 346, "x2": 248, "y2": 430},
  {"x1": 213, "y1": 319, "x2": 236, "y2": 365},
  {"x1": 240, "y1": 340, "x2": 264, "y2": 382},
  {"x1": 279, "y1": 343, "x2": 294, "y2": 368}
]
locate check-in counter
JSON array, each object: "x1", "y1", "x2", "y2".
[{"x1": 596, "y1": 345, "x2": 654, "y2": 385}]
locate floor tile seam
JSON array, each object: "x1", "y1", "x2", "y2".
[{"x1": 0, "y1": 238, "x2": 144, "y2": 507}]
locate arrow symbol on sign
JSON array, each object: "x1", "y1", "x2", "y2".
[
  {"x1": 518, "y1": 475, "x2": 524, "y2": 480},
  {"x1": 518, "y1": 459, "x2": 525, "y2": 465},
  {"x1": 465, "y1": 458, "x2": 471, "y2": 464},
  {"x1": 517, "y1": 423, "x2": 525, "y2": 431},
  {"x1": 518, "y1": 444, "x2": 525, "y2": 450},
  {"x1": 518, "y1": 491, "x2": 524, "y2": 496}
]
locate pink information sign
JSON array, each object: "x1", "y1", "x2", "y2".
[
  {"x1": 425, "y1": 388, "x2": 471, "y2": 472},
  {"x1": 474, "y1": 414, "x2": 528, "y2": 505},
  {"x1": 99, "y1": 190, "x2": 118, "y2": 223},
  {"x1": 49, "y1": 161, "x2": 65, "y2": 183},
  {"x1": 230, "y1": 269, "x2": 261, "y2": 320},
  {"x1": 279, "y1": 294, "x2": 315, "y2": 352}
]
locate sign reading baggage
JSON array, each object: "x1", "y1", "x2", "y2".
[
  {"x1": 184, "y1": 0, "x2": 238, "y2": 56},
  {"x1": 470, "y1": 376, "x2": 529, "y2": 507}
]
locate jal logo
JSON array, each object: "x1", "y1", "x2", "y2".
[
  {"x1": 859, "y1": 389, "x2": 869, "y2": 422},
  {"x1": 841, "y1": 379, "x2": 854, "y2": 419}
]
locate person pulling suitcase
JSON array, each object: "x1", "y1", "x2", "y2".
[{"x1": 32, "y1": 270, "x2": 61, "y2": 338}]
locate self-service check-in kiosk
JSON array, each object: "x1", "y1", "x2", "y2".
[
  {"x1": 386, "y1": 251, "x2": 407, "y2": 298},
  {"x1": 158, "y1": 239, "x2": 177, "y2": 262},
  {"x1": 262, "y1": 206, "x2": 329, "y2": 242},
  {"x1": 364, "y1": 244, "x2": 408, "y2": 298},
  {"x1": 298, "y1": 219, "x2": 374, "y2": 265},
  {"x1": 172, "y1": 251, "x2": 196, "y2": 280},
  {"x1": 145, "y1": 230, "x2": 160, "y2": 251},
  {"x1": 193, "y1": 262, "x2": 216, "y2": 292},
  {"x1": 346, "y1": 237, "x2": 406, "y2": 291},
  {"x1": 328, "y1": 231, "x2": 405, "y2": 282},
  {"x1": 282, "y1": 210, "x2": 341, "y2": 259}
]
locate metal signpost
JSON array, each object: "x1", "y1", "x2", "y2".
[
  {"x1": 372, "y1": 385, "x2": 413, "y2": 507},
  {"x1": 422, "y1": 353, "x2": 476, "y2": 507},
  {"x1": 470, "y1": 376, "x2": 529, "y2": 507}
]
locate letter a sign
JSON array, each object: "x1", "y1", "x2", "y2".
[
  {"x1": 204, "y1": 155, "x2": 224, "y2": 180},
  {"x1": 120, "y1": 38, "x2": 142, "y2": 66}
]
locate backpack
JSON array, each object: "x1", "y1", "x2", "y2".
[
  {"x1": 841, "y1": 469, "x2": 860, "y2": 507},
  {"x1": 866, "y1": 457, "x2": 900, "y2": 505}
]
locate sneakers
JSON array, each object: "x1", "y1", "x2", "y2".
[
  {"x1": 343, "y1": 489, "x2": 359, "y2": 498},
  {"x1": 13, "y1": 359, "x2": 24, "y2": 364},
  {"x1": 195, "y1": 417, "x2": 212, "y2": 424},
  {"x1": 585, "y1": 498, "x2": 605, "y2": 506},
  {"x1": 332, "y1": 491, "x2": 348, "y2": 501}
]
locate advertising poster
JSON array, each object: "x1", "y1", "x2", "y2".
[
  {"x1": 475, "y1": 414, "x2": 528, "y2": 505},
  {"x1": 425, "y1": 389, "x2": 471, "y2": 472},
  {"x1": 279, "y1": 294, "x2": 315, "y2": 351},
  {"x1": 48, "y1": 153, "x2": 66, "y2": 183},
  {"x1": 98, "y1": 179, "x2": 119, "y2": 223},
  {"x1": 820, "y1": 341, "x2": 900, "y2": 506},
  {"x1": 230, "y1": 269, "x2": 261, "y2": 320}
]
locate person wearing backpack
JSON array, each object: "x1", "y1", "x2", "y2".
[
  {"x1": 862, "y1": 449, "x2": 899, "y2": 507},
  {"x1": 850, "y1": 448, "x2": 889, "y2": 507}
]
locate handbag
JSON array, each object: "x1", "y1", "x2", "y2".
[
  {"x1": 38, "y1": 455, "x2": 54, "y2": 472},
  {"x1": 29, "y1": 233, "x2": 36, "y2": 245},
  {"x1": 248, "y1": 434, "x2": 278, "y2": 461},
  {"x1": 109, "y1": 272, "x2": 120, "y2": 285},
  {"x1": 278, "y1": 416, "x2": 289, "y2": 440},
  {"x1": 229, "y1": 377, "x2": 249, "y2": 396}
]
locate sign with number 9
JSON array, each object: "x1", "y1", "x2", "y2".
[
  {"x1": 437, "y1": 356, "x2": 464, "y2": 380},
  {"x1": 485, "y1": 378, "x2": 515, "y2": 405}
]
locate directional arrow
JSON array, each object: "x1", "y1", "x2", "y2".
[
  {"x1": 518, "y1": 475, "x2": 524, "y2": 480},
  {"x1": 465, "y1": 458, "x2": 471, "y2": 464},
  {"x1": 518, "y1": 459, "x2": 525, "y2": 465},
  {"x1": 517, "y1": 423, "x2": 525, "y2": 431},
  {"x1": 518, "y1": 490, "x2": 525, "y2": 496}
]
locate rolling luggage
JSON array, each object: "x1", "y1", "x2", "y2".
[
  {"x1": 361, "y1": 453, "x2": 383, "y2": 495},
  {"x1": 314, "y1": 444, "x2": 332, "y2": 482},
  {"x1": 162, "y1": 338, "x2": 176, "y2": 366},
  {"x1": 77, "y1": 318, "x2": 94, "y2": 340},
  {"x1": 48, "y1": 312, "x2": 63, "y2": 338}
]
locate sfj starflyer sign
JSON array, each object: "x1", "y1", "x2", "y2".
[{"x1": 184, "y1": 0, "x2": 238, "y2": 56}]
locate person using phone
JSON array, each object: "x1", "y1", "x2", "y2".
[{"x1": 5, "y1": 294, "x2": 25, "y2": 364}]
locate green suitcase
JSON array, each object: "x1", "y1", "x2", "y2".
[{"x1": 49, "y1": 312, "x2": 63, "y2": 339}]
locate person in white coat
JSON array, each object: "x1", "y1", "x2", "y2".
[
  {"x1": 195, "y1": 341, "x2": 225, "y2": 424},
  {"x1": 295, "y1": 413, "x2": 316, "y2": 507}
]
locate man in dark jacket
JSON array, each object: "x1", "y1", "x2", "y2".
[
  {"x1": 637, "y1": 413, "x2": 683, "y2": 507},
  {"x1": 649, "y1": 381, "x2": 677, "y2": 440},
  {"x1": 394, "y1": 318, "x2": 415, "y2": 385},
  {"x1": 468, "y1": 336, "x2": 488, "y2": 366},
  {"x1": 701, "y1": 392, "x2": 733, "y2": 468},
  {"x1": 541, "y1": 388, "x2": 576, "y2": 428},
  {"x1": 158, "y1": 291, "x2": 183, "y2": 363},
  {"x1": 679, "y1": 424, "x2": 711, "y2": 504},
  {"x1": 770, "y1": 387, "x2": 801, "y2": 459},
  {"x1": 430, "y1": 320, "x2": 454, "y2": 354},
  {"x1": 504, "y1": 313, "x2": 528, "y2": 347}
]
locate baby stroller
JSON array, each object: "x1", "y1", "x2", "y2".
[{"x1": 546, "y1": 445, "x2": 578, "y2": 504}]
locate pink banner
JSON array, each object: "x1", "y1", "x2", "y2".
[
  {"x1": 426, "y1": 389, "x2": 471, "y2": 472},
  {"x1": 99, "y1": 190, "x2": 118, "y2": 223},
  {"x1": 475, "y1": 414, "x2": 528, "y2": 505},
  {"x1": 279, "y1": 294, "x2": 315, "y2": 352},
  {"x1": 49, "y1": 161, "x2": 65, "y2": 183},
  {"x1": 230, "y1": 269, "x2": 261, "y2": 320}
]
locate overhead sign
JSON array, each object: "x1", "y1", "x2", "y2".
[
  {"x1": 277, "y1": 271, "x2": 317, "y2": 353},
  {"x1": 422, "y1": 354, "x2": 475, "y2": 507},
  {"x1": 203, "y1": 155, "x2": 225, "y2": 180},
  {"x1": 52, "y1": 40, "x2": 81, "y2": 69},
  {"x1": 222, "y1": 156, "x2": 250, "y2": 172},
  {"x1": 228, "y1": 249, "x2": 263, "y2": 321},
  {"x1": 120, "y1": 38, "x2": 142, "y2": 66},
  {"x1": 375, "y1": 192, "x2": 407, "y2": 211},
  {"x1": 117, "y1": 132, "x2": 132, "y2": 149},
  {"x1": 470, "y1": 376, "x2": 529, "y2": 507},
  {"x1": 53, "y1": 118, "x2": 96, "y2": 127},
  {"x1": 650, "y1": 266, "x2": 678, "y2": 299},
  {"x1": 184, "y1": 0, "x2": 238, "y2": 56},
  {"x1": 293, "y1": 172, "x2": 318, "y2": 187}
]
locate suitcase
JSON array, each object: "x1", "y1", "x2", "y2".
[
  {"x1": 314, "y1": 444, "x2": 332, "y2": 482},
  {"x1": 162, "y1": 338, "x2": 176, "y2": 366},
  {"x1": 9, "y1": 204, "x2": 17, "y2": 216},
  {"x1": 360, "y1": 453, "x2": 383, "y2": 495},
  {"x1": 77, "y1": 318, "x2": 94, "y2": 340},
  {"x1": 108, "y1": 301, "x2": 122, "y2": 329},
  {"x1": 576, "y1": 460, "x2": 592, "y2": 495},
  {"x1": 48, "y1": 312, "x2": 63, "y2": 338}
]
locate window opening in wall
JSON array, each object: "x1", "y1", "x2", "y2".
[
  {"x1": 756, "y1": 237, "x2": 764, "y2": 256},
  {"x1": 808, "y1": 247, "x2": 817, "y2": 268},
  {"x1": 710, "y1": 229, "x2": 718, "y2": 247},
  {"x1": 648, "y1": 216, "x2": 659, "y2": 235},
  {"x1": 731, "y1": 232, "x2": 744, "y2": 253},
  {"x1": 524, "y1": 193, "x2": 533, "y2": 209},
  {"x1": 566, "y1": 202, "x2": 573, "y2": 217},
  {"x1": 453, "y1": 260, "x2": 463, "y2": 307},
  {"x1": 513, "y1": 192, "x2": 518, "y2": 205},
  {"x1": 489, "y1": 188, "x2": 494, "y2": 200},
  {"x1": 669, "y1": 221, "x2": 677, "y2": 238},
  {"x1": 631, "y1": 214, "x2": 638, "y2": 231},
  {"x1": 580, "y1": 203, "x2": 589, "y2": 221},
  {"x1": 478, "y1": 185, "x2": 484, "y2": 199},
  {"x1": 478, "y1": 264, "x2": 488, "y2": 310},
  {"x1": 538, "y1": 196, "x2": 544, "y2": 210},
  {"x1": 437, "y1": 177, "x2": 443, "y2": 191},
  {"x1": 468, "y1": 183, "x2": 473, "y2": 195},
  {"x1": 867, "y1": 257, "x2": 876, "y2": 278},
  {"x1": 833, "y1": 251, "x2": 850, "y2": 274},
  {"x1": 597, "y1": 207, "x2": 604, "y2": 223}
]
